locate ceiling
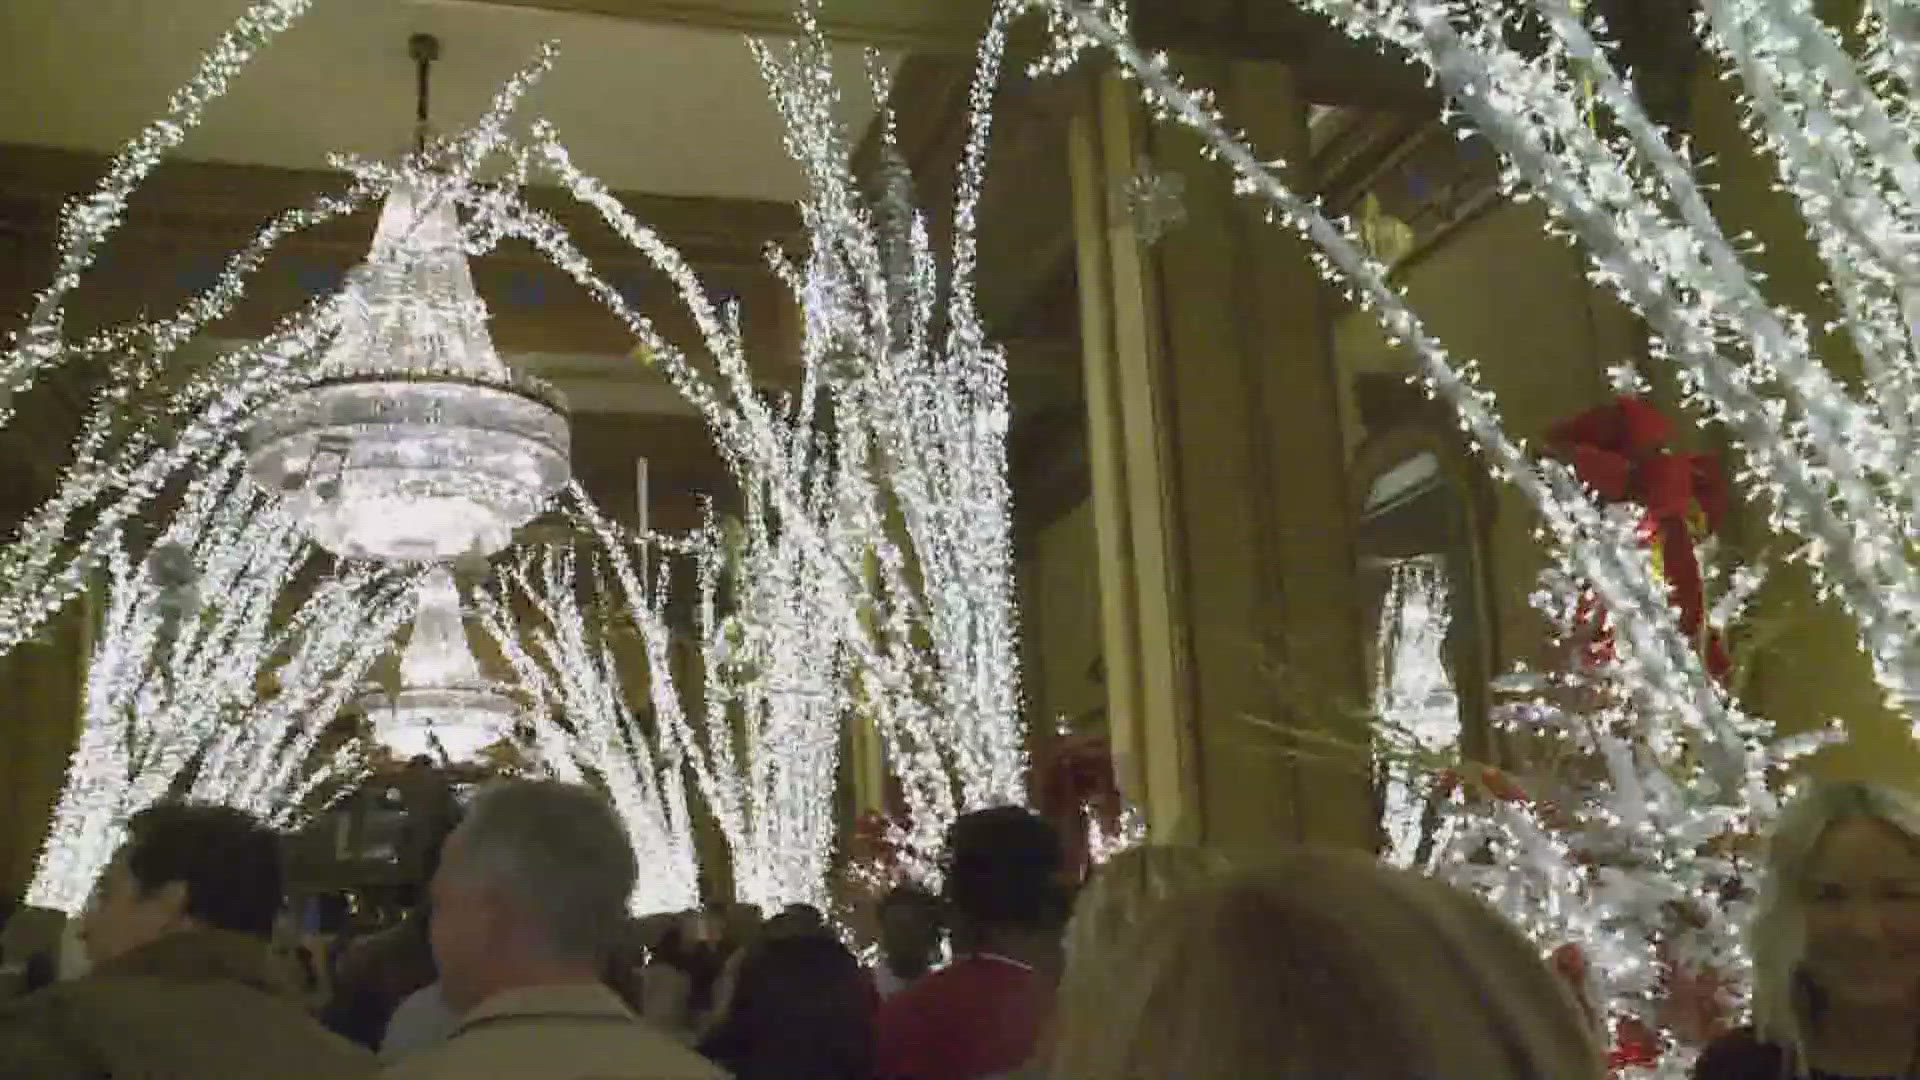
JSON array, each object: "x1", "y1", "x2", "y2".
[{"x1": 0, "y1": 0, "x2": 887, "y2": 203}]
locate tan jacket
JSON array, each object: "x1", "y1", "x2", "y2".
[
  {"x1": 0, "y1": 928, "x2": 375, "y2": 1080},
  {"x1": 377, "y1": 983, "x2": 728, "y2": 1080}
]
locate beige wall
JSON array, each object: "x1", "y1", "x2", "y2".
[
  {"x1": 0, "y1": 602, "x2": 87, "y2": 903},
  {"x1": 1020, "y1": 501, "x2": 1106, "y2": 738},
  {"x1": 1332, "y1": 201, "x2": 1620, "y2": 674}
]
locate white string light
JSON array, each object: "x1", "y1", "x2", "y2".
[
  {"x1": 1027, "y1": 0, "x2": 1750, "y2": 792},
  {"x1": 476, "y1": 542, "x2": 702, "y2": 914},
  {"x1": 0, "y1": 0, "x2": 315, "y2": 421},
  {"x1": 192, "y1": 566, "x2": 421, "y2": 827},
  {"x1": 10, "y1": 0, "x2": 1033, "y2": 912},
  {"x1": 1436, "y1": 551, "x2": 1839, "y2": 1075},
  {"x1": 497, "y1": 5, "x2": 1030, "y2": 875},
  {"x1": 572, "y1": 489, "x2": 846, "y2": 911},
  {"x1": 26, "y1": 458, "x2": 316, "y2": 912}
]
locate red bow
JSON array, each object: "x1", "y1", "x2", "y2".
[{"x1": 1547, "y1": 397, "x2": 1731, "y2": 678}]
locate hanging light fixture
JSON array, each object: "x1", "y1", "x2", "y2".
[
  {"x1": 360, "y1": 565, "x2": 522, "y2": 764},
  {"x1": 247, "y1": 33, "x2": 568, "y2": 562}
]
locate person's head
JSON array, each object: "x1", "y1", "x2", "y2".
[
  {"x1": 1046, "y1": 850, "x2": 1601, "y2": 1080},
  {"x1": 764, "y1": 903, "x2": 828, "y2": 941},
  {"x1": 707, "y1": 934, "x2": 874, "y2": 1080},
  {"x1": 943, "y1": 806, "x2": 1064, "y2": 941},
  {"x1": 633, "y1": 912, "x2": 678, "y2": 951},
  {"x1": 414, "y1": 816, "x2": 457, "y2": 901},
  {"x1": 80, "y1": 803, "x2": 283, "y2": 965},
  {"x1": 1751, "y1": 781, "x2": 1920, "y2": 1053},
  {"x1": 721, "y1": 901, "x2": 764, "y2": 946},
  {"x1": 1062, "y1": 844, "x2": 1228, "y2": 979},
  {"x1": 429, "y1": 780, "x2": 636, "y2": 1012},
  {"x1": 877, "y1": 884, "x2": 943, "y2": 973}
]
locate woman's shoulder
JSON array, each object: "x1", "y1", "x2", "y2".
[{"x1": 1694, "y1": 1026, "x2": 1789, "y2": 1079}]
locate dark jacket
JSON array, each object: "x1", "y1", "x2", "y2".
[
  {"x1": 323, "y1": 910, "x2": 437, "y2": 1049},
  {"x1": 0, "y1": 928, "x2": 375, "y2": 1079}
]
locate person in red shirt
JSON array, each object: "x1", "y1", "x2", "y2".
[{"x1": 874, "y1": 808, "x2": 1067, "y2": 1080}]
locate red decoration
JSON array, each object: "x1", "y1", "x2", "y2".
[
  {"x1": 1547, "y1": 397, "x2": 1732, "y2": 679},
  {"x1": 1654, "y1": 941, "x2": 1732, "y2": 1047},
  {"x1": 1610, "y1": 1017, "x2": 1663, "y2": 1070},
  {"x1": 851, "y1": 810, "x2": 897, "y2": 866},
  {"x1": 849, "y1": 787, "x2": 912, "y2": 889},
  {"x1": 1550, "y1": 942, "x2": 1597, "y2": 1030},
  {"x1": 1545, "y1": 936, "x2": 1728, "y2": 1072},
  {"x1": 1036, "y1": 731, "x2": 1121, "y2": 880}
]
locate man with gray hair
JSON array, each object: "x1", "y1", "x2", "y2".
[{"x1": 378, "y1": 780, "x2": 724, "y2": 1079}]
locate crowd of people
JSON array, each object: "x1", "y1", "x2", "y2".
[{"x1": 0, "y1": 775, "x2": 1917, "y2": 1078}]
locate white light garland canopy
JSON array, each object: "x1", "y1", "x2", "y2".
[{"x1": 5, "y1": 0, "x2": 1037, "y2": 915}]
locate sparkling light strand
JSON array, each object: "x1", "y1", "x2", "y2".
[
  {"x1": 0, "y1": 292, "x2": 350, "y2": 659},
  {"x1": 1021, "y1": 4, "x2": 1884, "y2": 1069},
  {"x1": 749, "y1": 0, "x2": 1027, "y2": 847},
  {"x1": 1386, "y1": 0, "x2": 1920, "y2": 709},
  {"x1": 0, "y1": 0, "x2": 314, "y2": 418},
  {"x1": 573, "y1": 487, "x2": 846, "y2": 910},
  {"x1": 193, "y1": 566, "x2": 420, "y2": 825},
  {"x1": 26, "y1": 460, "x2": 313, "y2": 912},
  {"x1": 1436, "y1": 552, "x2": 1841, "y2": 1076},
  {"x1": 479, "y1": 543, "x2": 702, "y2": 915},
  {"x1": 1221, "y1": 0, "x2": 1920, "y2": 713},
  {"x1": 7, "y1": 2, "x2": 1028, "y2": 905},
  {"x1": 0, "y1": 39, "x2": 559, "y2": 659}
]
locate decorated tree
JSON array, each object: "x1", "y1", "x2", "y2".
[{"x1": 1427, "y1": 530, "x2": 1831, "y2": 1075}]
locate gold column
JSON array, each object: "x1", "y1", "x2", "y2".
[
  {"x1": 0, "y1": 598, "x2": 89, "y2": 901},
  {"x1": 1068, "y1": 62, "x2": 1373, "y2": 850}
]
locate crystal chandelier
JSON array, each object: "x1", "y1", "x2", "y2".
[
  {"x1": 361, "y1": 566, "x2": 521, "y2": 764},
  {"x1": 246, "y1": 35, "x2": 568, "y2": 562}
]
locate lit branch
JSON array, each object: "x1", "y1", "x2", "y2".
[
  {"x1": 27, "y1": 459, "x2": 312, "y2": 912},
  {"x1": 477, "y1": 542, "x2": 703, "y2": 915}
]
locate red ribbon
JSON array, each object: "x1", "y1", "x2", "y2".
[{"x1": 1547, "y1": 397, "x2": 1731, "y2": 679}]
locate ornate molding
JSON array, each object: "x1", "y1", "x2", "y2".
[{"x1": 1316, "y1": 112, "x2": 1503, "y2": 275}]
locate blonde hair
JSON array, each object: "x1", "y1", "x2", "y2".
[
  {"x1": 1064, "y1": 845, "x2": 1231, "y2": 967},
  {"x1": 1051, "y1": 844, "x2": 1230, "y2": 1052},
  {"x1": 1046, "y1": 849, "x2": 1602, "y2": 1080},
  {"x1": 1750, "y1": 780, "x2": 1920, "y2": 1074}
]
